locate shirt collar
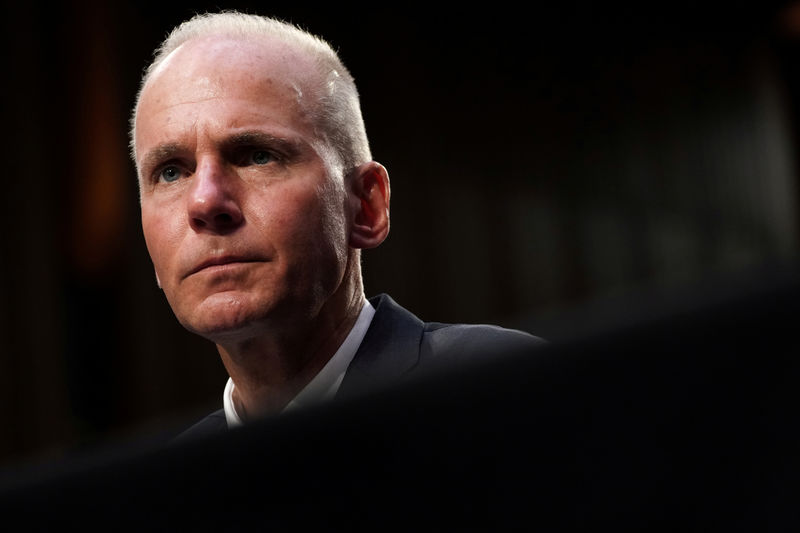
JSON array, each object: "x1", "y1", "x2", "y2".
[{"x1": 224, "y1": 297, "x2": 376, "y2": 428}]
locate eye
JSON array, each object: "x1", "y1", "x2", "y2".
[
  {"x1": 250, "y1": 150, "x2": 272, "y2": 165},
  {"x1": 159, "y1": 165, "x2": 182, "y2": 183}
]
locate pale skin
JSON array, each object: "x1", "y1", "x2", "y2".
[{"x1": 135, "y1": 36, "x2": 390, "y2": 420}]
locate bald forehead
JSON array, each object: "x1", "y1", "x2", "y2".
[
  {"x1": 146, "y1": 35, "x2": 319, "y2": 95},
  {"x1": 134, "y1": 35, "x2": 328, "y2": 161}
]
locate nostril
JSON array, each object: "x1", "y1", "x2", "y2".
[
  {"x1": 188, "y1": 197, "x2": 242, "y2": 232},
  {"x1": 215, "y1": 213, "x2": 233, "y2": 225}
]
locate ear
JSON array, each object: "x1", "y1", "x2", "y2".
[{"x1": 349, "y1": 161, "x2": 390, "y2": 249}]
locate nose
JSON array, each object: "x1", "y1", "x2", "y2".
[{"x1": 187, "y1": 158, "x2": 244, "y2": 234}]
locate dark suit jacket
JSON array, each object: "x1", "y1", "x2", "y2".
[{"x1": 178, "y1": 293, "x2": 543, "y2": 440}]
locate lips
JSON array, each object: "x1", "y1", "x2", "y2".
[{"x1": 184, "y1": 255, "x2": 264, "y2": 279}]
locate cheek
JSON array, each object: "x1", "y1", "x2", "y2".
[
  {"x1": 254, "y1": 182, "x2": 347, "y2": 262},
  {"x1": 250, "y1": 183, "x2": 318, "y2": 237},
  {"x1": 141, "y1": 206, "x2": 182, "y2": 274},
  {"x1": 319, "y1": 194, "x2": 350, "y2": 263}
]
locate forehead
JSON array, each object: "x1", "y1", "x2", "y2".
[
  {"x1": 150, "y1": 35, "x2": 315, "y2": 89},
  {"x1": 135, "y1": 36, "x2": 320, "y2": 154}
]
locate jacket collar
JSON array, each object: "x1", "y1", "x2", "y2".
[{"x1": 338, "y1": 294, "x2": 424, "y2": 397}]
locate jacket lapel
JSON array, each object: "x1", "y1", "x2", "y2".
[{"x1": 338, "y1": 294, "x2": 424, "y2": 397}]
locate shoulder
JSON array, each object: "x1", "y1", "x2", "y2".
[
  {"x1": 420, "y1": 321, "x2": 545, "y2": 363},
  {"x1": 172, "y1": 409, "x2": 228, "y2": 443},
  {"x1": 366, "y1": 293, "x2": 544, "y2": 368}
]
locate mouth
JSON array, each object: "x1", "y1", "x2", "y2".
[{"x1": 184, "y1": 255, "x2": 264, "y2": 279}]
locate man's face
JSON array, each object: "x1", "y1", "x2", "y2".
[{"x1": 135, "y1": 37, "x2": 351, "y2": 341}]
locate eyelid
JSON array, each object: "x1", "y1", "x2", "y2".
[
  {"x1": 231, "y1": 145, "x2": 282, "y2": 166},
  {"x1": 150, "y1": 159, "x2": 191, "y2": 184}
]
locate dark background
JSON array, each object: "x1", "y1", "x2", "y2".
[{"x1": 1, "y1": 1, "x2": 799, "y2": 468}]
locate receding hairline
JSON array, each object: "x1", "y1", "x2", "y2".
[
  {"x1": 143, "y1": 13, "x2": 337, "y2": 83},
  {"x1": 149, "y1": 33, "x2": 316, "y2": 78},
  {"x1": 130, "y1": 12, "x2": 372, "y2": 174},
  {"x1": 133, "y1": 30, "x2": 326, "y2": 141},
  {"x1": 139, "y1": 34, "x2": 324, "y2": 115}
]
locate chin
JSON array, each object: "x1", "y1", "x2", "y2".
[{"x1": 176, "y1": 292, "x2": 278, "y2": 343}]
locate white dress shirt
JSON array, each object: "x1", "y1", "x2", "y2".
[{"x1": 223, "y1": 298, "x2": 376, "y2": 428}]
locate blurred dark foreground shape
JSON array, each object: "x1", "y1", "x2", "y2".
[{"x1": 0, "y1": 264, "x2": 798, "y2": 530}]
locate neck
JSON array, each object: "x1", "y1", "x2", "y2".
[{"x1": 217, "y1": 268, "x2": 365, "y2": 421}]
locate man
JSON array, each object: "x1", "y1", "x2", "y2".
[{"x1": 130, "y1": 12, "x2": 542, "y2": 438}]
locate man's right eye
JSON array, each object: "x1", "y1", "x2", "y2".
[{"x1": 159, "y1": 165, "x2": 181, "y2": 183}]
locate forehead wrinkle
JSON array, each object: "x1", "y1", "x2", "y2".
[
  {"x1": 143, "y1": 80, "x2": 310, "y2": 131},
  {"x1": 155, "y1": 95, "x2": 226, "y2": 110}
]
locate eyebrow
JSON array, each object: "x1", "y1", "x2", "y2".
[
  {"x1": 139, "y1": 142, "x2": 185, "y2": 175},
  {"x1": 220, "y1": 130, "x2": 306, "y2": 158},
  {"x1": 139, "y1": 131, "x2": 307, "y2": 173}
]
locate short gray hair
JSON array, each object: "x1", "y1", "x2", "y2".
[{"x1": 129, "y1": 12, "x2": 372, "y2": 175}]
